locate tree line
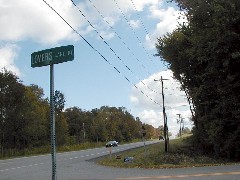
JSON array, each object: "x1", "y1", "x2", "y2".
[
  {"x1": 0, "y1": 69, "x2": 159, "y2": 157},
  {"x1": 156, "y1": 0, "x2": 240, "y2": 160}
]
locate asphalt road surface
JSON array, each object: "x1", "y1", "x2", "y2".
[{"x1": 1, "y1": 140, "x2": 240, "y2": 180}]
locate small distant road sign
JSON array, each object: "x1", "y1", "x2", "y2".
[{"x1": 31, "y1": 45, "x2": 74, "y2": 67}]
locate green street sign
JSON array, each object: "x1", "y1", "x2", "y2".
[
  {"x1": 31, "y1": 45, "x2": 74, "y2": 67},
  {"x1": 31, "y1": 45, "x2": 74, "y2": 179}
]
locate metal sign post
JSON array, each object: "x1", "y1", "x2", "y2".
[
  {"x1": 141, "y1": 126, "x2": 146, "y2": 157},
  {"x1": 31, "y1": 45, "x2": 74, "y2": 180},
  {"x1": 50, "y1": 64, "x2": 56, "y2": 180},
  {"x1": 109, "y1": 147, "x2": 112, "y2": 159}
]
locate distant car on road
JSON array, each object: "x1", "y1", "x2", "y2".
[
  {"x1": 159, "y1": 136, "x2": 164, "y2": 140},
  {"x1": 106, "y1": 140, "x2": 118, "y2": 148}
]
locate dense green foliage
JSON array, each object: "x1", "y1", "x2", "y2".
[
  {"x1": 64, "y1": 106, "x2": 157, "y2": 143},
  {"x1": 0, "y1": 69, "x2": 158, "y2": 158},
  {"x1": 156, "y1": 0, "x2": 240, "y2": 160}
]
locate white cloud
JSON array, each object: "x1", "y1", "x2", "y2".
[
  {"x1": 130, "y1": 70, "x2": 187, "y2": 109},
  {"x1": 0, "y1": 0, "x2": 174, "y2": 82},
  {"x1": 103, "y1": 16, "x2": 116, "y2": 27},
  {"x1": 130, "y1": 70, "x2": 192, "y2": 137},
  {"x1": 138, "y1": 110, "x2": 162, "y2": 128},
  {"x1": 129, "y1": 19, "x2": 140, "y2": 29},
  {"x1": 165, "y1": 108, "x2": 192, "y2": 136},
  {"x1": 146, "y1": 5, "x2": 187, "y2": 49},
  {"x1": 99, "y1": 31, "x2": 115, "y2": 40},
  {"x1": 0, "y1": 0, "x2": 172, "y2": 46},
  {"x1": 0, "y1": 0, "x2": 85, "y2": 44},
  {"x1": 130, "y1": 0, "x2": 159, "y2": 11},
  {"x1": 83, "y1": 0, "x2": 161, "y2": 40},
  {"x1": 0, "y1": 44, "x2": 21, "y2": 76}
]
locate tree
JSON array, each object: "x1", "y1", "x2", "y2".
[
  {"x1": 158, "y1": 125, "x2": 164, "y2": 137},
  {"x1": 21, "y1": 85, "x2": 49, "y2": 148},
  {"x1": 142, "y1": 124, "x2": 156, "y2": 139},
  {"x1": 54, "y1": 90, "x2": 68, "y2": 145},
  {"x1": 64, "y1": 106, "x2": 153, "y2": 143},
  {"x1": 156, "y1": 0, "x2": 240, "y2": 159},
  {"x1": 64, "y1": 107, "x2": 83, "y2": 143},
  {"x1": 54, "y1": 90, "x2": 65, "y2": 113},
  {"x1": 0, "y1": 70, "x2": 50, "y2": 156},
  {"x1": 0, "y1": 69, "x2": 26, "y2": 155}
]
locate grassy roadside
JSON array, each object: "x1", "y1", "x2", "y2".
[
  {"x1": 97, "y1": 136, "x2": 238, "y2": 169},
  {"x1": 0, "y1": 142, "x2": 105, "y2": 160}
]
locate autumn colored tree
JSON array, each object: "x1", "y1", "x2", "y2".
[
  {"x1": 0, "y1": 70, "x2": 49, "y2": 156},
  {"x1": 0, "y1": 69, "x2": 159, "y2": 158}
]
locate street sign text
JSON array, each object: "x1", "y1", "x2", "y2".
[{"x1": 31, "y1": 45, "x2": 74, "y2": 67}]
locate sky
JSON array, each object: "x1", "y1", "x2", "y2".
[{"x1": 0, "y1": 0, "x2": 192, "y2": 137}]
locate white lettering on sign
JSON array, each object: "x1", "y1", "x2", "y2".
[
  {"x1": 55, "y1": 51, "x2": 66, "y2": 58},
  {"x1": 31, "y1": 45, "x2": 74, "y2": 67},
  {"x1": 54, "y1": 50, "x2": 73, "y2": 59},
  {"x1": 67, "y1": 50, "x2": 73, "y2": 56},
  {"x1": 32, "y1": 52, "x2": 52, "y2": 65}
]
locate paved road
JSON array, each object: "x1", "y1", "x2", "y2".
[{"x1": 1, "y1": 140, "x2": 240, "y2": 180}]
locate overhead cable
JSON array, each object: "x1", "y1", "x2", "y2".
[
  {"x1": 113, "y1": 0, "x2": 158, "y2": 71},
  {"x1": 42, "y1": 0, "x2": 161, "y2": 107},
  {"x1": 71, "y1": 0, "x2": 161, "y2": 95},
  {"x1": 130, "y1": 0, "x2": 154, "y2": 43},
  {"x1": 87, "y1": 0, "x2": 152, "y2": 77}
]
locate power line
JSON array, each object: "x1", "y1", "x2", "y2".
[
  {"x1": 87, "y1": 0, "x2": 153, "y2": 77},
  {"x1": 129, "y1": 0, "x2": 154, "y2": 43},
  {"x1": 42, "y1": 0, "x2": 161, "y2": 107},
  {"x1": 70, "y1": 0, "x2": 161, "y2": 95},
  {"x1": 113, "y1": 0, "x2": 158, "y2": 71}
]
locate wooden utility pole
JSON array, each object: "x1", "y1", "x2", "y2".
[{"x1": 154, "y1": 76, "x2": 169, "y2": 152}]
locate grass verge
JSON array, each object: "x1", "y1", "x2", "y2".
[
  {"x1": 0, "y1": 142, "x2": 106, "y2": 160},
  {"x1": 97, "y1": 137, "x2": 238, "y2": 169}
]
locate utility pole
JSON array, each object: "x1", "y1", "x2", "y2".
[
  {"x1": 154, "y1": 76, "x2": 169, "y2": 153},
  {"x1": 181, "y1": 118, "x2": 185, "y2": 135},
  {"x1": 176, "y1": 113, "x2": 181, "y2": 136}
]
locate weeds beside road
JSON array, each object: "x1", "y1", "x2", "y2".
[{"x1": 98, "y1": 136, "x2": 239, "y2": 169}]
